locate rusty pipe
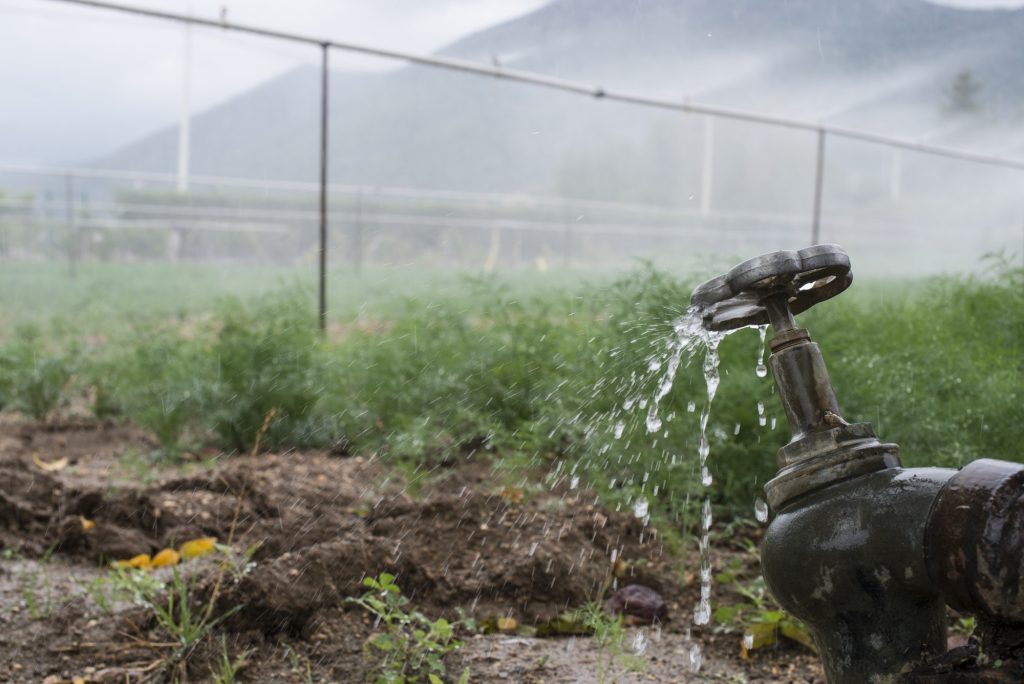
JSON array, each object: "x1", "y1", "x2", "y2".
[{"x1": 925, "y1": 458, "x2": 1024, "y2": 624}]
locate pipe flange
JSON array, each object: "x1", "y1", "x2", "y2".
[
  {"x1": 690, "y1": 244, "x2": 852, "y2": 332},
  {"x1": 765, "y1": 431, "x2": 901, "y2": 510}
]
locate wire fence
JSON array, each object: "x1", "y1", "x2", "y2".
[{"x1": 4, "y1": 0, "x2": 1023, "y2": 327}]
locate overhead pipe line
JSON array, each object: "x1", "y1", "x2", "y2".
[{"x1": 47, "y1": 0, "x2": 1024, "y2": 172}]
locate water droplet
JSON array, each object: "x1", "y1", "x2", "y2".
[
  {"x1": 743, "y1": 632, "x2": 754, "y2": 650},
  {"x1": 693, "y1": 599, "x2": 711, "y2": 625},
  {"x1": 754, "y1": 497, "x2": 769, "y2": 523},
  {"x1": 702, "y1": 498, "x2": 713, "y2": 530},
  {"x1": 698, "y1": 436, "x2": 710, "y2": 462},
  {"x1": 687, "y1": 401, "x2": 696, "y2": 413},
  {"x1": 771, "y1": 416, "x2": 777, "y2": 430},
  {"x1": 570, "y1": 476, "x2": 580, "y2": 490},
  {"x1": 757, "y1": 401, "x2": 767, "y2": 427},
  {"x1": 614, "y1": 421, "x2": 625, "y2": 439},
  {"x1": 701, "y1": 466, "x2": 712, "y2": 487},
  {"x1": 688, "y1": 643, "x2": 703, "y2": 672},
  {"x1": 733, "y1": 423, "x2": 741, "y2": 435},
  {"x1": 528, "y1": 542, "x2": 538, "y2": 557},
  {"x1": 755, "y1": 324, "x2": 769, "y2": 378},
  {"x1": 632, "y1": 497, "x2": 649, "y2": 520},
  {"x1": 648, "y1": 358, "x2": 662, "y2": 372},
  {"x1": 646, "y1": 407, "x2": 662, "y2": 434},
  {"x1": 633, "y1": 630, "x2": 649, "y2": 655}
]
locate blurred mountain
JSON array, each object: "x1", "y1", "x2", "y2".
[{"x1": 97, "y1": 0, "x2": 1024, "y2": 197}]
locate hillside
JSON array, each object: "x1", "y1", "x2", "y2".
[{"x1": 97, "y1": 0, "x2": 1024, "y2": 200}]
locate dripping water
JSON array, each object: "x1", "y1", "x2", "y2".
[{"x1": 755, "y1": 324, "x2": 769, "y2": 378}]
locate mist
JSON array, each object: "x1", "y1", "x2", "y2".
[{"x1": 1, "y1": 0, "x2": 1022, "y2": 277}]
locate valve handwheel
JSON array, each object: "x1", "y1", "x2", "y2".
[{"x1": 690, "y1": 244, "x2": 853, "y2": 332}]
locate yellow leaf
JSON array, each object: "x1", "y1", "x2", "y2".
[
  {"x1": 499, "y1": 486, "x2": 524, "y2": 503},
  {"x1": 179, "y1": 537, "x2": 217, "y2": 560},
  {"x1": 496, "y1": 616, "x2": 518, "y2": 632},
  {"x1": 113, "y1": 553, "x2": 152, "y2": 570},
  {"x1": 73, "y1": 678, "x2": 86, "y2": 684},
  {"x1": 79, "y1": 516, "x2": 95, "y2": 531},
  {"x1": 32, "y1": 453, "x2": 68, "y2": 472},
  {"x1": 779, "y1": 619, "x2": 818, "y2": 653},
  {"x1": 740, "y1": 622, "x2": 779, "y2": 659},
  {"x1": 151, "y1": 548, "x2": 181, "y2": 568}
]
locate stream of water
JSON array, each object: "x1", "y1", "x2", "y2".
[{"x1": 630, "y1": 309, "x2": 775, "y2": 671}]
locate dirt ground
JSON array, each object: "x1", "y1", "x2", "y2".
[{"x1": 0, "y1": 415, "x2": 826, "y2": 683}]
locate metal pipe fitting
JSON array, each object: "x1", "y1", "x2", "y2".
[
  {"x1": 925, "y1": 458, "x2": 1024, "y2": 624},
  {"x1": 691, "y1": 245, "x2": 1024, "y2": 682}
]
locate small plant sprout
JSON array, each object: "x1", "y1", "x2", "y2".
[{"x1": 347, "y1": 573, "x2": 470, "y2": 684}]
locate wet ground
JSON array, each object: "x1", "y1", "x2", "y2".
[{"x1": 0, "y1": 415, "x2": 823, "y2": 683}]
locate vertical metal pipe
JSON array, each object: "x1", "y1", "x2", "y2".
[
  {"x1": 811, "y1": 128, "x2": 826, "y2": 245},
  {"x1": 353, "y1": 189, "x2": 363, "y2": 272},
  {"x1": 562, "y1": 207, "x2": 571, "y2": 268},
  {"x1": 64, "y1": 173, "x2": 76, "y2": 277},
  {"x1": 177, "y1": 14, "x2": 192, "y2": 193},
  {"x1": 700, "y1": 115, "x2": 714, "y2": 217},
  {"x1": 890, "y1": 149, "x2": 903, "y2": 200},
  {"x1": 318, "y1": 43, "x2": 329, "y2": 332}
]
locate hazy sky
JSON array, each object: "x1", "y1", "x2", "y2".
[
  {"x1": 0, "y1": 0, "x2": 549, "y2": 164},
  {"x1": 1, "y1": 0, "x2": 1022, "y2": 166}
]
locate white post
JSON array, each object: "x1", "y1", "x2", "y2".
[
  {"x1": 889, "y1": 150, "x2": 902, "y2": 200},
  {"x1": 176, "y1": 13, "x2": 192, "y2": 193},
  {"x1": 700, "y1": 116, "x2": 714, "y2": 216}
]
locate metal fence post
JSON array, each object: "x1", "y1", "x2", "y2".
[
  {"x1": 353, "y1": 189, "x2": 363, "y2": 272},
  {"x1": 562, "y1": 207, "x2": 572, "y2": 268},
  {"x1": 64, "y1": 172, "x2": 76, "y2": 276},
  {"x1": 318, "y1": 43, "x2": 329, "y2": 332},
  {"x1": 701, "y1": 116, "x2": 714, "y2": 216},
  {"x1": 890, "y1": 150, "x2": 902, "y2": 200},
  {"x1": 811, "y1": 128, "x2": 826, "y2": 245}
]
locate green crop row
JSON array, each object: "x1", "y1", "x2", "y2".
[{"x1": 0, "y1": 259, "x2": 1020, "y2": 522}]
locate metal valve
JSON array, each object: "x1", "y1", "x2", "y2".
[
  {"x1": 691, "y1": 244, "x2": 899, "y2": 510},
  {"x1": 690, "y1": 244, "x2": 853, "y2": 332}
]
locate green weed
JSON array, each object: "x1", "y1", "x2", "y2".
[
  {"x1": 210, "y1": 635, "x2": 254, "y2": 684},
  {"x1": 569, "y1": 601, "x2": 646, "y2": 684},
  {"x1": 0, "y1": 325, "x2": 75, "y2": 419},
  {"x1": 204, "y1": 290, "x2": 325, "y2": 452},
  {"x1": 347, "y1": 573, "x2": 470, "y2": 684}
]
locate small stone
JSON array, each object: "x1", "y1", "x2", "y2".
[{"x1": 604, "y1": 584, "x2": 668, "y2": 625}]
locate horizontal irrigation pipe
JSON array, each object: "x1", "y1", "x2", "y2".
[
  {"x1": 46, "y1": 0, "x2": 1024, "y2": 172},
  {"x1": 0, "y1": 190, "x2": 881, "y2": 232},
  {"x1": 0, "y1": 162, "x2": 724, "y2": 218}
]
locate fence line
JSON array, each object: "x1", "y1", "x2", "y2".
[{"x1": 31, "y1": 0, "x2": 1024, "y2": 327}]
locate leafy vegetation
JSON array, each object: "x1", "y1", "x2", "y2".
[
  {"x1": 0, "y1": 325, "x2": 75, "y2": 419},
  {"x1": 0, "y1": 260, "x2": 1021, "y2": 523},
  {"x1": 569, "y1": 601, "x2": 647, "y2": 683},
  {"x1": 347, "y1": 573, "x2": 470, "y2": 684}
]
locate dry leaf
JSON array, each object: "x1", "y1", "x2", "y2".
[
  {"x1": 151, "y1": 548, "x2": 181, "y2": 568},
  {"x1": 496, "y1": 616, "x2": 518, "y2": 632},
  {"x1": 79, "y1": 516, "x2": 95, "y2": 531},
  {"x1": 180, "y1": 536, "x2": 217, "y2": 560},
  {"x1": 32, "y1": 453, "x2": 69, "y2": 472}
]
